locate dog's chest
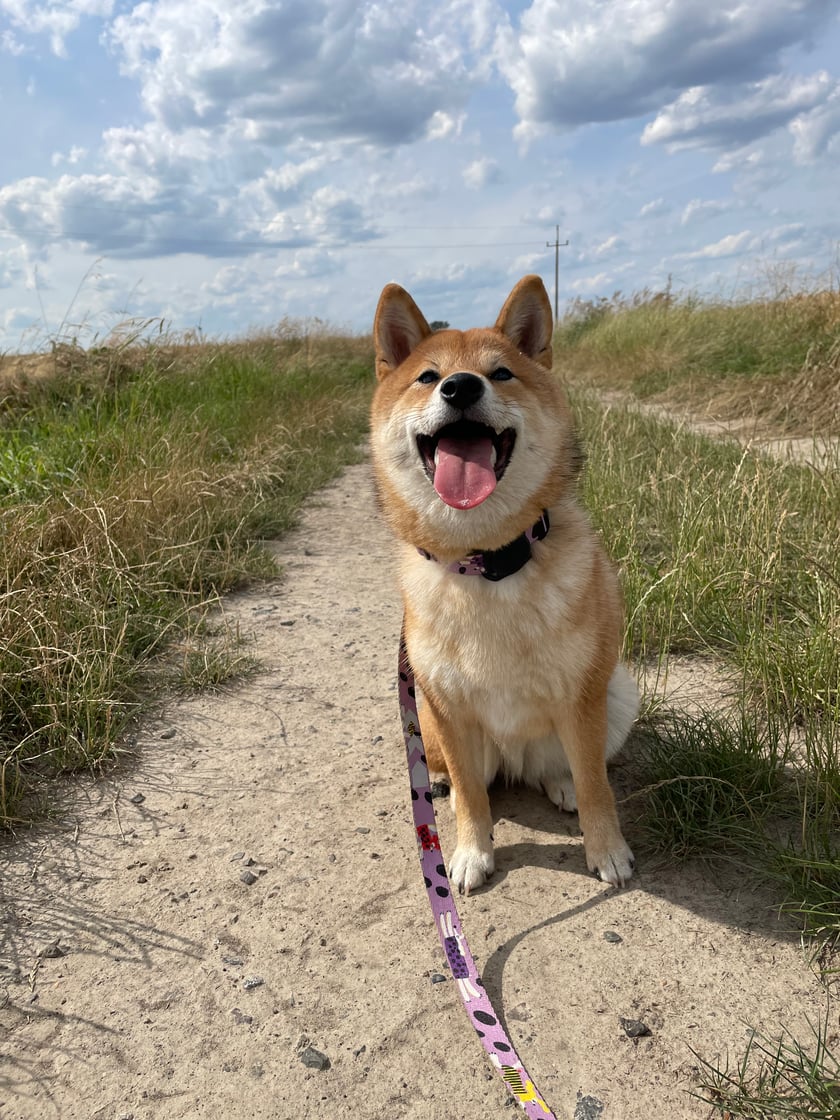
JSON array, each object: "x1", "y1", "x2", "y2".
[{"x1": 404, "y1": 557, "x2": 592, "y2": 741}]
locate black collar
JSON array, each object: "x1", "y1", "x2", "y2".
[{"x1": 419, "y1": 511, "x2": 550, "y2": 582}]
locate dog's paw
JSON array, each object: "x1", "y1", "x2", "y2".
[
  {"x1": 544, "y1": 774, "x2": 577, "y2": 812},
  {"x1": 586, "y1": 840, "x2": 635, "y2": 887},
  {"x1": 448, "y1": 845, "x2": 494, "y2": 895}
]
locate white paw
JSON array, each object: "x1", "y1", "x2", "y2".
[
  {"x1": 448, "y1": 845, "x2": 494, "y2": 895},
  {"x1": 586, "y1": 839, "x2": 635, "y2": 887},
  {"x1": 544, "y1": 774, "x2": 577, "y2": 812}
]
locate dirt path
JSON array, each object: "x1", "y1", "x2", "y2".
[{"x1": 0, "y1": 463, "x2": 830, "y2": 1120}]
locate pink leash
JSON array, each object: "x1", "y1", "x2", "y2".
[{"x1": 399, "y1": 631, "x2": 557, "y2": 1118}]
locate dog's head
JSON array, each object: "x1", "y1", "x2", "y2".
[{"x1": 370, "y1": 275, "x2": 581, "y2": 557}]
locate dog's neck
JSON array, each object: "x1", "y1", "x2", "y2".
[{"x1": 418, "y1": 511, "x2": 550, "y2": 581}]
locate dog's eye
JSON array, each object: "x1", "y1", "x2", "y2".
[
  {"x1": 417, "y1": 370, "x2": 439, "y2": 384},
  {"x1": 489, "y1": 367, "x2": 514, "y2": 381}
]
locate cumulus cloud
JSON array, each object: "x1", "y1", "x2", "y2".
[
  {"x1": 426, "y1": 111, "x2": 466, "y2": 142},
  {"x1": 51, "y1": 145, "x2": 87, "y2": 167},
  {"x1": 1, "y1": 0, "x2": 114, "y2": 56},
  {"x1": 642, "y1": 72, "x2": 837, "y2": 152},
  {"x1": 682, "y1": 231, "x2": 753, "y2": 259},
  {"x1": 107, "y1": 0, "x2": 478, "y2": 147},
  {"x1": 494, "y1": 0, "x2": 838, "y2": 137},
  {"x1": 789, "y1": 86, "x2": 840, "y2": 160},
  {"x1": 0, "y1": 172, "x2": 269, "y2": 258},
  {"x1": 462, "y1": 157, "x2": 502, "y2": 190}
]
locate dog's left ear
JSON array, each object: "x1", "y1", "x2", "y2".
[
  {"x1": 494, "y1": 275, "x2": 553, "y2": 369},
  {"x1": 373, "y1": 283, "x2": 432, "y2": 381}
]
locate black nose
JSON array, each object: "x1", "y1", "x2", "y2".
[{"x1": 440, "y1": 372, "x2": 484, "y2": 410}]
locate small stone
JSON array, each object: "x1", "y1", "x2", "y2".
[
  {"x1": 242, "y1": 976, "x2": 264, "y2": 991},
  {"x1": 620, "y1": 1017, "x2": 652, "y2": 1038},
  {"x1": 603, "y1": 930, "x2": 623, "y2": 943},
  {"x1": 574, "y1": 1092, "x2": 605, "y2": 1120},
  {"x1": 299, "y1": 1046, "x2": 330, "y2": 1071},
  {"x1": 430, "y1": 973, "x2": 447, "y2": 984},
  {"x1": 222, "y1": 956, "x2": 244, "y2": 967},
  {"x1": 129, "y1": 792, "x2": 145, "y2": 804},
  {"x1": 354, "y1": 827, "x2": 370, "y2": 835},
  {"x1": 239, "y1": 870, "x2": 258, "y2": 886},
  {"x1": 279, "y1": 619, "x2": 296, "y2": 626},
  {"x1": 37, "y1": 940, "x2": 68, "y2": 959},
  {"x1": 159, "y1": 729, "x2": 176, "y2": 740},
  {"x1": 137, "y1": 875, "x2": 148, "y2": 884},
  {"x1": 230, "y1": 851, "x2": 246, "y2": 862},
  {"x1": 231, "y1": 1007, "x2": 253, "y2": 1025}
]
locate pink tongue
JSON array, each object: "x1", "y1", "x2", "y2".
[{"x1": 433, "y1": 436, "x2": 497, "y2": 509}]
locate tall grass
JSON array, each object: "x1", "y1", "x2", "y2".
[
  {"x1": 0, "y1": 327, "x2": 373, "y2": 821},
  {"x1": 570, "y1": 366, "x2": 839, "y2": 1111},
  {"x1": 556, "y1": 286, "x2": 840, "y2": 434},
  {"x1": 574, "y1": 392, "x2": 839, "y2": 937}
]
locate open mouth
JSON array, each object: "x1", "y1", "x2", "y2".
[{"x1": 416, "y1": 420, "x2": 516, "y2": 510}]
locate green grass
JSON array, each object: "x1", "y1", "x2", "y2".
[
  {"x1": 693, "y1": 1018, "x2": 840, "y2": 1119},
  {"x1": 576, "y1": 392, "x2": 839, "y2": 935},
  {"x1": 569, "y1": 370, "x2": 839, "y2": 1118},
  {"x1": 556, "y1": 286, "x2": 840, "y2": 434},
  {"x1": 0, "y1": 328, "x2": 373, "y2": 821}
]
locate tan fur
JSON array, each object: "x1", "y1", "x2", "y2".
[{"x1": 371, "y1": 275, "x2": 637, "y2": 892}]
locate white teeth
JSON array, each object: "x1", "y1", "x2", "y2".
[
  {"x1": 434, "y1": 447, "x2": 440, "y2": 467},
  {"x1": 490, "y1": 445, "x2": 497, "y2": 467}
]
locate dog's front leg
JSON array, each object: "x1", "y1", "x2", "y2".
[
  {"x1": 420, "y1": 699, "x2": 494, "y2": 894},
  {"x1": 555, "y1": 697, "x2": 635, "y2": 887}
]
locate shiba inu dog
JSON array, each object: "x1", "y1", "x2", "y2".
[{"x1": 371, "y1": 275, "x2": 638, "y2": 893}]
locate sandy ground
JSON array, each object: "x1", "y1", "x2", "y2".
[{"x1": 0, "y1": 462, "x2": 831, "y2": 1120}]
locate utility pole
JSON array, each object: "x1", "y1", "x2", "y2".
[{"x1": 546, "y1": 225, "x2": 569, "y2": 323}]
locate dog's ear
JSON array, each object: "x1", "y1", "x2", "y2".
[
  {"x1": 373, "y1": 284, "x2": 432, "y2": 380},
  {"x1": 494, "y1": 275, "x2": 553, "y2": 369}
]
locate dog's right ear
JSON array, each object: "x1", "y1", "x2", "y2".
[{"x1": 373, "y1": 284, "x2": 432, "y2": 380}]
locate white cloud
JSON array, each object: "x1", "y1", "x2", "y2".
[
  {"x1": 642, "y1": 72, "x2": 837, "y2": 152},
  {"x1": 426, "y1": 111, "x2": 466, "y2": 141},
  {"x1": 789, "y1": 86, "x2": 840, "y2": 161},
  {"x1": 681, "y1": 199, "x2": 731, "y2": 225},
  {"x1": 51, "y1": 145, "x2": 87, "y2": 167},
  {"x1": 0, "y1": 0, "x2": 114, "y2": 56},
  {"x1": 107, "y1": 0, "x2": 478, "y2": 147},
  {"x1": 639, "y1": 197, "x2": 669, "y2": 218},
  {"x1": 682, "y1": 231, "x2": 753, "y2": 259},
  {"x1": 462, "y1": 157, "x2": 501, "y2": 190},
  {"x1": 593, "y1": 235, "x2": 622, "y2": 257},
  {"x1": 570, "y1": 272, "x2": 613, "y2": 293},
  {"x1": 494, "y1": 0, "x2": 838, "y2": 137},
  {"x1": 1, "y1": 28, "x2": 25, "y2": 53}
]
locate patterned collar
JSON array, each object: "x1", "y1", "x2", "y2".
[{"x1": 418, "y1": 510, "x2": 550, "y2": 582}]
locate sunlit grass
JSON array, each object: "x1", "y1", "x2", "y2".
[{"x1": 0, "y1": 325, "x2": 373, "y2": 821}]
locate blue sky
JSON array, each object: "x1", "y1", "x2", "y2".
[{"x1": 2, "y1": 0, "x2": 840, "y2": 347}]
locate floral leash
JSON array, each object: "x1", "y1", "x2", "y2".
[{"x1": 398, "y1": 633, "x2": 557, "y2": 1118}]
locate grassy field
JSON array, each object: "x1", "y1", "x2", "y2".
[
  {"x1": 557, "y1": 285, "x2": 839, "y2": 1118},
  {"x1": 555, "y1": 285, "x2": 840, "y2": 435},
  {"x1": 0, "y1": 325, "x2": 371, "y2": 821},
  {"x1": 2, "y1": 287, "x2": 838, "y2": 1115}
]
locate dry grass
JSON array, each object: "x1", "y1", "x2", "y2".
[
  {"x1": 555, "y1": 285, "x2": 840, "y2": 436},
  {"x1": 0, "y1": 324, "x2": 373, "y2": 821}
]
